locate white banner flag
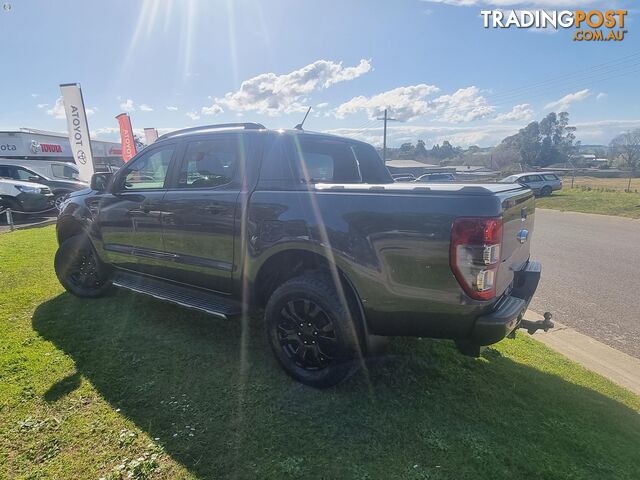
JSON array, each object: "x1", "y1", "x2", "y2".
[
  {"x1": 60, "y1": 83, "x2": 95, "y2": 181},
  {"x1": 144, "y1": 128, "x2": 158, "y2": 145}
]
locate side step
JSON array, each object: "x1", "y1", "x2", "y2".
[{"x1": 112, "y1": 270, "x2": 242, "y2": 318}]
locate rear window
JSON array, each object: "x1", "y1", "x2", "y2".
[
  {"x1": 51, "y1": 164, "x2": 80, "y2": 180},
  {"x1": 291, "y1": 136, "x2": 392, "y2": 184},
  {"x1": 543, "y1": 174, "x2": 559, "y2": 181}
]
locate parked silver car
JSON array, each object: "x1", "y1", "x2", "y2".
[{"x1": 499, "y1": 172, "x2": 562, "y2": 196}]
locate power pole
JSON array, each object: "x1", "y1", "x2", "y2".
[{"x1": 377, "y1": 109, "x2": 397, "y2": 164}]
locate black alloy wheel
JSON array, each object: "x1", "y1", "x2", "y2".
[
  {"x1": 277, "y1": 299, "x2": 338, "y2": 371},
  {"x1": 54, "y1": 235, "x2": 111, "y2": 298},
  {"x1": 265, "y1": 273, "x2": 363, "y2": 388}
]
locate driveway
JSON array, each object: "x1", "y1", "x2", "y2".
[{"x1": 529, "y1": 209, "x2": 640, "y2": 358}]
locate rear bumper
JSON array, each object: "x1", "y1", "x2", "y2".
[{"x1": 469, "y1": 260, "x2": 541, "y2": 346}]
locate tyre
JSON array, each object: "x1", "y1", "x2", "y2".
[
  {"x1": 265, "y1": 273, "x2": 363, "y2": 388},
  {"x1": 540, "y1": 186, "x2": 552, "y2": 197},
  {"x1": 53, "y1": 193, "x2": 68, "y2": 211},
  {"x1": 54, "y1": 235, "x2": 112, "y2": 298}
]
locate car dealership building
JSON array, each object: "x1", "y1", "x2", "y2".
[{"x1": 0, "y1": 128, "x2": 123, "y2": 170}]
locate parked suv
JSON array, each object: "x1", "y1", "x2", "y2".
[
  {"x1": 499, "y1": 172, "x2": 562, "y2": 196},
  {"x1": 0, "y1": 163, "x2": 88, "y2": 209},
  {"x1": 55, "y1": 123, "x2": 547, "y2": 387},
  {"x1": 0, "y1": 159, "x2": 82, "y2": 182},
  {"x1": 415, "y1": 173, "x2": 456, "y2": 183},
  {"x1": 0, "y1": 178, "x2": 54, "y2": 219}
]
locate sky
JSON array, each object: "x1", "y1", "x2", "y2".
[{"x1": 0, "y1": 0, "x2": 639, "y2": 148}]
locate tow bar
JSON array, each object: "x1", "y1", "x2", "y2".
[{"x1": 508, "y1": 311, "x2": 554, "y2": 339}]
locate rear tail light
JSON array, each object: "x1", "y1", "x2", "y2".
[{"x1": 450, "y1": 217, "x2": 503, "y2": 300}]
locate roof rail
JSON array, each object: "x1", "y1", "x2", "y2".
[{"x1": 156, "y1": 123, "x2": 266, "y2": 141}]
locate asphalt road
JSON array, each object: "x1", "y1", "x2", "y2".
[{"x1": 529, "y1": 209, "x2": 640, "y2": 358}]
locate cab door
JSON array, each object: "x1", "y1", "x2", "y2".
[
  {"x1": 524, "y1": 174, "x2": 544, "y2": 194},
  {"x1": 95, "y1": 143, "x2": 177, "y2": 275},
  {"x1": 159, "y1": 134, "x2": 245, "y2": 293}
]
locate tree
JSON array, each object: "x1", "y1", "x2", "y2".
[
  {"x1": 609, "y1": 129, "x2": 640, "y2": 191},
  {"x1": 415, "y1": 139, "x2": 428, "y2": 159},
  {"x1": 398, "y1": 142, "x2": 415, "y2": 159},
  {"x1": 498, "y1": 112, "x2": 576, "y2": 168}
]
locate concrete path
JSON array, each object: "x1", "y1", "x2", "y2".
[{"x1": 525, "y1": 309, "x2": 640, "y2": 396}]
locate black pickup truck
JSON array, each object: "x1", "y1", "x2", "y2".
[{"x1": 55, "y1": 123, "x2": 548, "y2": 387}]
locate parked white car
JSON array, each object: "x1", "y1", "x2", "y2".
[
  {"x1": 499, "y1": 172, "x2": 563, "y2": 196},
  {"x1": 0, "y1": 178, "x2": 55, "y2": 219},
  {"x1": 0, "y1": 158, "x2": 81, "y2": 182}
]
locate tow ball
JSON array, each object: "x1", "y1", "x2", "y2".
[{"x1": 508, "y1": 312, "x2": 554, "y2": 339}]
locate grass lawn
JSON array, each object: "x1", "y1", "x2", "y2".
[
  {"x1": 536, "y1": 188, "x2": 640, "y2": 219},
  {"x1": 560, "y1": 176, "x2": 638, "y2": 193},
  {"x1": 1, "y1": 226, "x2": 640, "y2": 479}
]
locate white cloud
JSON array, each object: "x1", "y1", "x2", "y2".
[
  {"x1": 92, "y1": 126, "x2": 179, "y2": 141},
  {"x1": 316, "y1": 102, "x2": 330, "y2": 108},
  {"x1": 166, "y1": 106, "x2": 179, "y2": 111},
  {"x1": 596, "y1": 92, "x2": 608, "y2": 101},
  {"x1": 46, "y1": 97, "x2": 94, "y2": 119},
  {"x1": 139, "y1": 104, "x2": 154, "y2": 112},
  {"x1": 186, "y1": 111, "x2": 201, "y2": 120},
  {"x1": 544, "y1": 89, "x2": 590, "y2": 111},
  {"x1": 335, "y1": 84, "x2": 493, "y2": 123},
  {"x1": 432, "y1": 86, "x2": 495, "y2": 122},
  {"x1": 31, "y1": 93, "x2": 40, "y2": 98},
  {"x1": 120, "y1": 99, "x2": 135, "y2": 112},
  {"x1": 204, "y1": 58, "x2": 372, "y2": 116},
  {"x1": 46, "y1": 97, "x2": 66, "y2": 119},
  {"x1": 201, "y1": 104, "x2": 224, "y2": 116},
  {"x1": 335, "y1": 84, "x2": 440, "y2": 121},
  {"x1": 495, "y1": 103, "x2": 534, "y2": 122},
  {"x1": 36, "y1": 103, "x2": 49, "y2": 109},
  {"x1": 326, "y1": 118, "x2": 640, "y2": 148},
  {"x1": 325, "y1": 123, "x2": 520, "y2": 148}
]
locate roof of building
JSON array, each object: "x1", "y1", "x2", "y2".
[{"x1": 385, "y1": 159, "x2": 436, "y2": 168}]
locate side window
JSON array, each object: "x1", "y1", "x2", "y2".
[
  {"x1": 352, "y1": 143, "x2": 393, "y2": 183},
  {"x1": 178, "y1": 138, "x2": 239, "y2": 188},
  {"x1": 543, "y1": 174, "x2": 558, "y2": 181},
  {"x1": 529, "y1": 175, "x2": 543, "y2": 182},
  {"x1": 16, "y1": 168, "x2": 37, "y2": 181},
  {"x1": 292, "y1": 136, "x2": 361, "y2": 183},
  {"x1": 260, "y1": 136, "x2": 296, "y2": 182},
  {"x1": 0, "y1": 166, "x2": 13, "y2": 178},
  {"x1": 122, "y1": 145, "x2": 174, "y2": 190},
  {"x1": 51, "y1": 164, "x2": 80, "y2": 180}
]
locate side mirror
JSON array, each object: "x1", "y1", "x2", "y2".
[
  {"x1": 90, "y1": 172, "x2": 114, "y2": 192},
  {"x1": 29, "y1": 176, "x2": 42, "y2": 183}
]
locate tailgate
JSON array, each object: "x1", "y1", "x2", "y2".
[{"x1": 496, "y1": 189, "x2": 536, "y2": 296}]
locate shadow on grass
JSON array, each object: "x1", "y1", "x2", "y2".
[{"x1": 33, "y1": 292, "x2": 640, "y2": 480}]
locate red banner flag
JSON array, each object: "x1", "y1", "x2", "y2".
[{"x1": 116, "y1": 113, "x2": 137, "y2": 162}]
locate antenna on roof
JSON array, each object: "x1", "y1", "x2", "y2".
[{"x1": 294, "y1": 107, "x2": 312, "y2": 130}]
